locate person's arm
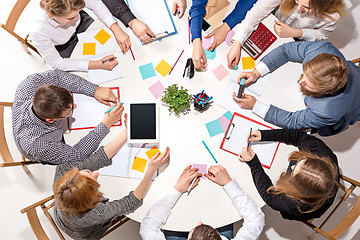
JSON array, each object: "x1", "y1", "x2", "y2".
[
  {"x1": 232, "y1": 0, "x2": 280, "y2": 44},
  {"x1": 101, "y1": 0, "x2": 136, "y2": 26},
  {"x1": 300, "y1": 13, "x2": 340, "y2": 41},
  {"x1": 140, "y1": 165, "x2": 201, "y2": 240},
  {"x1": 189, "y1": 0, "x2": 207, "y2": 42}
]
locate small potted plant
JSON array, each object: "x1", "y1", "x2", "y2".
[{"x1": 161, "y1": 84, "x2": 192, "y2": 116}]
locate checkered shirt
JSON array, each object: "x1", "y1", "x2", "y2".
[{"x1": 12, "y1": 70, "x2": 109, "y2": 164}]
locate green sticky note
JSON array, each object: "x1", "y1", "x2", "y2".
[
  {"x1": 139, "y1": 63, "x2": 156, "y2": 80},
  {"x1": 204, "y1": 48, "x2": 216, "y2": 60},
  {"x1": 206, "y1": 119, "x2": 223, "y2": 137}
]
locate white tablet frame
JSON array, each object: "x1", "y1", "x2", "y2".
[{"x1": 127, "y1": 100, "x2": 160, "y2": 143}]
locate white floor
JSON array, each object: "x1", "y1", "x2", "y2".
[{"x1": 1, "y1": 0, "x2": 360, "y2": 239}]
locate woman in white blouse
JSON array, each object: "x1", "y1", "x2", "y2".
[
  {"x1": 227, "y1": 0, "x2": 345, "y2": 69},
  {"x1": 30, "y1": 0, "x2": 131, "y2": 72}
]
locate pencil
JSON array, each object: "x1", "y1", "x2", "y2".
[
  {"x1": 129, "y1": 47, "x2": 135, "y2": 60},
  {"x1": 102, "y1": 57, "x2": 117, "y2": 63},
  {"x1": 247, "y1": 128, "x2": 252, "y2": 148},
  {"x1": 202, "y1": 140, "x2": 218, "y2": 163},
  {"x1": 169, "y1": 50, "x2": 184, "y2": 75},
  {"x1": 104, "y1": 102, "x2": 124, "y2": 114}
]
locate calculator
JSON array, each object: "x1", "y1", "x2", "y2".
[{"x1": 243, "y1": 22, "x2": 277, "y2": 60}]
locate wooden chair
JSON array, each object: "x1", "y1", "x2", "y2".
[
  {"x1": 0, "y1": 102, "x2": 39, "y2": 172},
  {"x1": 303, "y1": 174, "x2": 360, "y2": 240},
  {"x1": 351, "y1": 57, "x2": 360, "y2": 67},
  {"x1": 0, "y1": 0, "x2": 39, "y2": 54},
  {"x1": 21, "y1": 195, "x2": 130, "y2": 240}
]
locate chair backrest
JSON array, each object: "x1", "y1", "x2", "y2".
[
  {"x1": 303, "y1": 174, "x2": 360, "y2": 240},
  {"x1": 0, "y1": 102, "x2": 39, "y2": 172},
  {"x1": 21, "y1": 195, "x2": 130, "y2": 240},
  {"x1": 0, "y1": 0, "x2": 39, "y2": 54},
  {"x1": 351, "y1": 57, "x2": 360, "y2": 67}
]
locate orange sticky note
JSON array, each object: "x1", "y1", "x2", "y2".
[
  {"x1": 242, "y1": 57, "x2": 255, "y2": 70},
  {"x1": 146, "y1": 146, "x2": 162, "y2": 159},
  {"x1": 83, "y1": 43, "x2": 96, "y2": 55},
  {"x1": 94, "y1": 29, "x2": 111, "y2": 45},
  {"x1": 131, "y1": 157, "x2": 147, "y2": 172},
  {"x1": 155, "y1": 60, "x2": 172, "y2": 77}
]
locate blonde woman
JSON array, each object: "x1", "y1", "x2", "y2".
[
  {"x1": 239, "y1": 129, "x2": 339, "y2": 221},
  {"x1": 53, "y1": 120, "x2": 170, "y2": 239},
  {"x1": 227, "y1": 0, "x2": 345, "y2": 69},
  {"x1": 30, "y1": 0, "x2": 131, "y2": 71}
]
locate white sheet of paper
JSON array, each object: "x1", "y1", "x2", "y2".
[
  {"x1": 88, "y1": 53, "x2": 123, "y2": 84},
  {"x1": 217, "y1": 74, "x2": 271, "y2": 116},
  {"x1": 69, "y1": 88, "x2": 120, "y2": 130},
  {"x1": 77, "y1": 27, "x2": 116, "y2": 59},
  {"x1": 221, "y1": 114, "x2": 278, "y2": 168},
  {"x1": 127, "y1": 0, "x2": 176, "y2": 36},
  {"x1": 99, "y1": 143, "x2": 158, "y2": 180}
]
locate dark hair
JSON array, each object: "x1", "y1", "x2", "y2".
[
  {"x1": 189, "y1": 224, "x2": 221, "y2": 240},
  {"x1": 33, "y1": 85, "x2": 73, "y2": 119}
]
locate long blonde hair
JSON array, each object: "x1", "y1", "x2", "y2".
[
  {"x1": 268, "y1": 151, "x2": 338, "y2": 213},
  {"x1": 40, "y1": 0, "x2": 85, "y2": 16},
  {"x1": 53, "y1": 168, "x2": 103, "y2": 216},
  {"x1": 279, "y1": 0, "x2": 345, "y2": 21}
]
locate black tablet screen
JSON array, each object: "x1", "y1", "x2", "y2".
[{"x1": 130, "y1": 103, "x2": 156, "y2": 139}]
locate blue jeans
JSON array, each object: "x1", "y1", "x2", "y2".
[{"x1": 164, "y1": 224, "x2": 234, "y2": 240}]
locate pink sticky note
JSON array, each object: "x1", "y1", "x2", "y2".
[
  {"x1": 212, "y1": 64, "x2": 229, "y2": 81},
  {"x1": 193, "y1": 164, "x2": 207, "y2": 179},
  {"x1": 219, "y1": 115, "x2": 230, "y2": 132},
  {"x1": 202, "y1": 36, "x2": 213, "y2": 49},
  {"x1": 148, "y1": 81, "x2": 165, "y2": 99},
  {"x1": 225, "y1": 30, "x2": 235, "y2": 47}
]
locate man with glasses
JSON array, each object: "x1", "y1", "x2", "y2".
[{"x1": 12, "y1": 69, "x2": 122, "y2": 164}]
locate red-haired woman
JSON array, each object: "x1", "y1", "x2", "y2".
[
  {"x1": 239, "y1": 129, "x2": 339, "y2": 221},
  {"x1": 53, "y1": 121, "x2": 170, "y2": 239}
]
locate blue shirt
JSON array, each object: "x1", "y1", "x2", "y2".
[{"x1": 189, "y1": 0, "x2": 257, "y2": 41}]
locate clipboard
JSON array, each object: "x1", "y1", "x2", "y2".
[
  {"x1": 68, "y1": 87, "x2": 121, "y2": 131},
  {"x1": 126, "y1": 0, "x2": 177, "y2": 43},
  {"x1": 220, "y1": 113, "x2": 279, "y2": 169}
]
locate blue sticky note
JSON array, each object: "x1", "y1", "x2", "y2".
[
  {"x1": 205, "y1": 119, "x2": 223, "y2": 137},
  {"x1": 204, "y1": 48, "x2": 216, "y2": 60},
  {"x1": 139, "y1": 63, "x2": 156, "y2": 80},
  {"x1": 224, "y1": 111, "x2": 232, "y2": 121}
]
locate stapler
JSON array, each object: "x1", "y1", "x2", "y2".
[{"x1": 183, "y1": 58, "x2": 195, "y2": 79}]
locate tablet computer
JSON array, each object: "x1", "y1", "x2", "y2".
[{"x1": 127, "y1": 100, "x2": 159, "y2": 143}]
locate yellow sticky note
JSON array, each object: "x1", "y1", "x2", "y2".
[
  {"x1": 131, "y1": 157, "x2": 147, "y2": 172},
  {"x1": 146, "y1": 146, "x2": 162, "y2": 159},
  {"x1": 155, "y1": 60, "x2": 172, "y2": 77},
  {"x1": 83, "y1": 43, "x2": 96, "y2": 55},
  {"x1": 242, "y1": 57, "x2": 255, "y2": 70},
  {"x1": 94, "y1": 29, "x2": 111, "y2": 45}
]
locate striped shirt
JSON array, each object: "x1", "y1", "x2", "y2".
[{"x1": 12, "y1": 69, "x2": 109, "y2": 164}]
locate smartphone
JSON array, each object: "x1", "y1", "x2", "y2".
[{"x1": 202, "y1": 19, "x2": 212, "y2": 35}]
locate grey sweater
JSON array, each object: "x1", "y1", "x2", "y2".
[{"x1": 53, "y1": 147, "x2": 142, "y2": 240}]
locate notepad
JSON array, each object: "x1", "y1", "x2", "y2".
[
  {"x1": 219, "y1": 115, "x2": 231, "y2": 132},
  {"x1": 202, "y1": 36, "x2": 213, "y2": 49},
  {"x1": 206, "y1": 119, "x2": 223, "y2": 137},
  {"x1": 146, "y1": 145, "x2": 161, "y2": 159},
  {"x1": 204, "y1": 48, "x2": 216, "y2": 59},
  {"x1": 83, "y1": 43, "x2": 96, "y2": 55},
  {"x1": 68, "y1": 88, "x2": 121, "y2": 130},
  {"x1": 148, "y1": 81, "x2": 165, "y2": 99},
  {"x1": 212, "y1": 64, "x2": 229, "y2": 81},
  {"x1": 88, "y1": 53, "x2": 123, "y2": 84},
  {"x1": 193, "y1": 164, "x2": 207, "y2": 179},
  {"x1": 224, "y1": 30, "x2": 235, "y2": 47},
  {"x1": 242, "y1": 57, "x2": 255, "y2": 70},
  {"x1": 99, "y1": 143, "x2": 160, "y2": 179},
  {"x1": 139, "y1": 63, "x2": 156, "y2": 80},
  {"x1": 94, "y1": 29, "x2": 111, "y2": 45},
  {"x1": 78, "y1": 28, "x2": 116, "y2": 58},
  {"x1": 126, "y1": 0, "x2": 177, "y2": 43},
  {"x1": 155, "y1": 60, "x2": 172, "y2": 77}
]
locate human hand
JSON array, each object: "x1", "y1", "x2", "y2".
[
  {"x1": 97, "y1": 54, "x2": 118, "y2": 70},
  {"x1": 238, "y1": 146, "x2": 255, "y2": 162},
  {"x1": 238, "y1": 70, "x2": 261, "y2": 86},
  {"x1": 205, "y1": 165, "x2": 232, "y2": 186},
  {"x1": 147, "y1": 147, "x2": 170, "y2": 173},
  {"x1": 111, "y1": 23, "x2": 131, "y2": 53},
  {"x1": 128, "y1": 19, "x2": 155, "y2": 44},
  {"x1": 94, "y1": 86, "x2": 117, "y2": 106},
  {"x1": 102, "y1": 102, "x2": 124, "y2": 129},
  {"x1": 192, "y1": 38, "x2": 207, "y2": 69},
  {"x1": 205, "y1": 23, "x2": 230, "y2": 52},
  {"x1": 274, "y1": 21, "x2": 302, "y2": 38},
  {"x1": 174, "y1": 165, "x2": 202, "y2": 193},
  {"x1": 232, "y1": 93, "x2": 257, "y2": 109},
  {"x1": 248, "y1": 129, "x2": 261, "y2": 142},
  {"x1": 227, "y1": 41, "x2": 242, "y2": 69},
  {"x1": 172, "y1": 0, "x2": 187, "y2": 18}
]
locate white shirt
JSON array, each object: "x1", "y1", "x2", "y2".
[
  {"x1": 139, "y1": 180, "x2": 265, "y2": 240},
  {"x1": 29, "y1": 0, "x2": 116, "y2": 71},
  {"x1": 232, "y1": 0, "x2": 340, "y2": 44}
]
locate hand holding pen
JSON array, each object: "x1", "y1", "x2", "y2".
[
  {"x1": 205, "y1": 165, "x2": 232, "y2": 186},
  {"x1": 102, "y1": 101, "x2": 124, "y2": 129},
  {"x1": 99, "y1": 54, "x2": 118, "y2": 71},
  {"x1": 174, "y1": 165, "x2": 202, "y2": 195},
  {"x1": 247, "y1": 129, "x2": 261, "y2": 142}
]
